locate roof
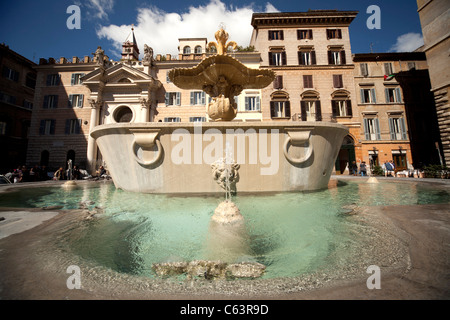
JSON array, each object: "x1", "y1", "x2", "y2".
[
  {"x1": 352, "y1": 52, "x2": 427, "y2": 62},
  {"x1": 251, "y1": 10, "x2": 358, "y2": 27}
]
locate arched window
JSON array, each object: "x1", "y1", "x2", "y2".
[
  {"x1": 300, "y1": 90, "x2": 321, "y2": 121},
  {"x1": 331, "y1": 90, "x2": 352, "y2": 118},
  {"x1": 183, "y1": 46, "x2": 191, "y2": 54},
  {"x1": 194, "y1": 46, "x2": 202, "y2": 54},
  {"x1": 270, "y1": 91, "x2": 291, "y2": 119}
]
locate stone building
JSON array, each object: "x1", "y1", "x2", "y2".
[
  {"x1": 249, "y1": 10, "x2": 360, "y2": 173},
  {"x1": 416, "y1": 0, "x2": 450, "y2": 166},
  {"x1": 26, "y1": 9, "x2": 442, "y2": 175},
  {"x1": 352, "y1": 52, "x2": 440, "y2": 171},
  {"x1": 0, "y1": 43, "x2": 36, "y2": 173}
]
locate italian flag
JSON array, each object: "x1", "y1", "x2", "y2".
[{"x1": 384, "y1": 74, "x2": 395, "y2": 81}]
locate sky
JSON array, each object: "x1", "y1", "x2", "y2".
[{"x1": 0, "y1": 0, "x2": 424, "y2": 63}]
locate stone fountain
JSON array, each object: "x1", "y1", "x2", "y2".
[
  {"x1": 90, "y1": 27, "x2": 349, "y2": 195},
  {"x1": 89, "y1": 27, "x2": 349, "y2": 279}
]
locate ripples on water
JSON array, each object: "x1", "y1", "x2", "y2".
[{"x1": 0, "y1": 180, "x2": 448, "y2": 279}]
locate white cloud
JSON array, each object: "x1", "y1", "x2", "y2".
[
  {"x1": 390, "y1": 32, "x2": 424, "y2": 52},
  {"x1": 97, "y1": 0, "x2": 278, "y2": 58},
  {"x1": 84, "y1": 0, "x2": 114, "y2": 20}
]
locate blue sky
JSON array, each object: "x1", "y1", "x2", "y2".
[{"x1": 0, "y1": 0, "x2": 424, "y2": 63}]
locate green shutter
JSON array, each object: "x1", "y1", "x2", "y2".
[
  {"x1": 400, "y1": 118, "x2": 407, "y2": 140},
  {"x1": 395, "y1": 88, "x2": 402, "y2": 103},
  {"x1": 374, "y1": 118, "x2": 381, "y2": 140},
  {"x1": 388, "y1": 118, "x2": 396, "y2": 140},
  {"x1": 363, "y1": 118, "x2": 370, "y2": 140},
  {"x1": 176, "y1": 92, "x2": 181, "y2": 105},
  {"x1": 68, "y1": 95, "x2": 73, "y2": 108},
  {"x1": 190, "y1": 92, "x2": 194, "y2": 105},
  {"x1": 370, "y1": 88, "x2": 377, "y2": 103}
]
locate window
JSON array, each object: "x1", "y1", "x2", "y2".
[
  {"x1": 270, "y1": 92, "x2": 291, "y2": 118},
  {"x1": 25, "y1": 72, "x2": 36, "y2": 88},
  {"x1": 194, "y1": 46, "x2": 202, "y2": 54},
  {"x1": 43, "y1": 95, "x2": 58, "y2": 108},
  {"x1": 328, "y1": 50, "x2": 346, "y2": 65},
  {"x1": 0, "y1": 92, "x2": 17, "y2": 105},
  {"x1": 114, "y1": 106, "x2": 133, "y2": 123},
  {"x1": 384, "y1": 63, "x2": 393, "y2": 76},
  {"x1": 2, "y1": 66, "x2": 19, "y2": 81},
  {"x1": 164, "y1": 117, "x2": 181, "y2": 122},
  {"x1": 65, "y1": 119, "x2": 82, "y2": 134},
  {"x1": 326, "y1": 29, "x2": 342, "y2": 39},
  {"x1": 71, "y1": 73, "x2": 85, "y2": 85},
  {"x1": 363, "y1": 118, "x2": 381, "y2": 140},
  {"x1": 0, "y1": 122, "x2": 6, "y2": 135},
  {"x1": 360, "y1": 63, "x2": 369, "y2": 77},
  {"x1": 166, "y1": 73, "x2": 172, "y2": 83},
  {"x1": 268, "y1": 30, "x2": 284, "y2": 40},
  {"x1": 68, "y1": 94, "x2": 84, "y2": 108},
  {"x1": 46, "y1": 74, "x2": 60, "y2": 86},
  {"x1": 273, "y1": 75, "x2": 283, "y2": 89},
  {"x1": 270, "y1": 101, "x2": 290, "y2": 118},
  {"x1": 331, "y1": 100, "x2": 352, "y2": 117},
  {"x1": 407, "y1": 62, "x2": 416, "y2": 70},
  {"x1": 268, "y1": 51, "x2": 286, "y2": 66},
  {"x1": 385, "y1": 87, "x2": 402, "y2": 103},
  {"x1": 190, "y1": 91, "x2": 205, "y2": 105},
  {"x1": 303, "y1": 75, "x2": 313, "y2": 88},
  {"x1": 189, "y1": 117, "x2": 206, "y2": 122},
  {"x1": 360, "y1": 88, "x2": 377, "y2": 104},
  {"x1": 183, "y1": 46, "x2": 191, "y2": 54},
  {"x1": 389, "y1": 117, "x2": 407, "y2": 140},
  {"x1": 245, "y1": 96, "x2": 260, "y2": 111},
  {"x1": 165, "y1": 92, "x2": 181, "y2": 106},
  {"x1": 333, "y1": 75, "x2": 343, "y2": 88},
  {"x1": 39, "y1": 119, "x2": 56, "y2": 135},
  {"x1": 297, "y1": 29, "x2": 313, "y2": 40},
  {"x1": 23, "y1": 100, "x2": 33, "y2": 109},
  {"x1": 298, "y1": 50, "x2": 316, "y2": 65},
  {"x1": 300, "y1": 100, "x2": 321, "y2": 121}
]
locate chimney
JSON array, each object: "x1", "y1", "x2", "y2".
[
  {"x1": 72, "y1": 56, "x2": 79, "y2": 63},
  {"x1": 60, "y1": 57, "x2": 67, "y2": 64}
]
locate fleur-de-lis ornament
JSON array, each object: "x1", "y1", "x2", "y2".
[{"x1": 207, "y1": 27, "x2": 237, "y2": 55}]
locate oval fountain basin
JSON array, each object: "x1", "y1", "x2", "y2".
[{"x1": 90, "y1": 121, "x2": 348, "y2": 194}]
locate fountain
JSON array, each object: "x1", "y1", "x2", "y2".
[{"x1": 90, "y1": 27, "x2": 349, "y2": 195}]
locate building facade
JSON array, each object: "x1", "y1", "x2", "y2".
[
  {"x1": 25, "y1": 9, "x2": 442, "y2": 175},
  {"x1": 416, "y1": 0, "x2": 450, "y2": 166},
  {"x1": 0, "y1": 43, "x2": 36, "y2": 173},
  {"x1": 249, "y1": 10, "x2": 360, "y2": 173},
  {"x1": 352, "y1": 52, "x2": 440, "y2": 171}
]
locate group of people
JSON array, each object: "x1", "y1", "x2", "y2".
[
  {"x1": 3, "y1": 165, "x2": 50, "y2": 183},
  {"x1": 3, "y1": 164, "x2": 109, "y2": 183},
  {"x1": 350, "y1": 161, "x2": 368, "y2": 176},
  {"x1": 350, "y1": 159, "x2": 396, "y2": 177}
]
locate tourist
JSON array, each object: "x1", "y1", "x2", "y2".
[
  {"x1": 359, "y1": 161, "x2": 367, "y2": 176},
  {"x1": 384, "y1": 160, "x2": 395, "y2": 177},
  {"x1": 54, "y1": 167, "x2": 65, "y2": 180},
  {"x1": 350, "y1": 161, "x2": 358, "y2": 176}
]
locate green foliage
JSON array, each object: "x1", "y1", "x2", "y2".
[
  {"x1": 235, "y1": 45, "x2": 256, "y2": 52},
  {"x1": 423, "y1": 164, "x2": 450, "y2": 178},
  {"x1": 371, "y1": 165, "x2": 384, "y2": 176}
]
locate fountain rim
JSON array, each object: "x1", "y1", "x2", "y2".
[{"x1": 90, "y1": 121, "x2": 349, "y2": 139}]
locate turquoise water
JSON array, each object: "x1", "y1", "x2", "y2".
[{"x1": 0, "y1": 180, "x2": 449, "y2": 279}]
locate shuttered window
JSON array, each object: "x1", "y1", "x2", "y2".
[
  {"x1": 65, "y1": 119, "x2": 82, "y2": 134},
  {"x1": 333, "y1": 75, "x2": 343, "y2": 88},
  {"x1": 273, "y1": 75, "x2": 283, "y2": 89},
  {"x1": 298, "y1": 51, "x2": 316, "y2": 65},
  {"x1": 268, "y1": 30, "x2": 284, "y2": 40},
  {"x1": 268, "y1": 51, "x2": 287, "y2": 66},
  {"x1": 39, "y1": 119, "x2": 56, "y2": 135},
  {"x1": 303, "y1": 75, "x2": 313, "y2": 88},
  {"x1": 165, "y1": 92, "x2": 181, "y2": 106},
  {"x1": 297, "y1": 29, "x2": 313, "y2": 40}
]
